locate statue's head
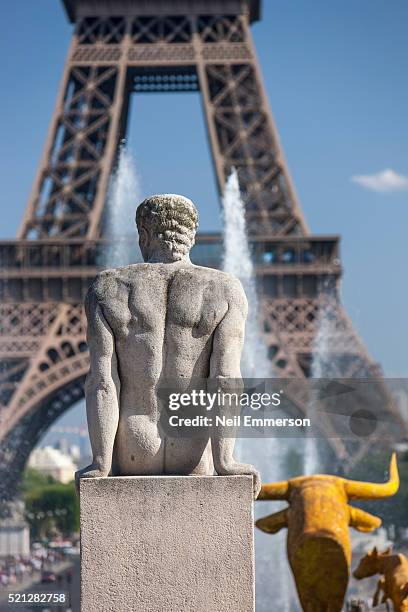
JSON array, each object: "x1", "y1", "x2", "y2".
[
  {"x1": 353, "y1": 547, "x2": 392, "y2": 579},
  {"x1": 136, "y1": 194, "x2": 198, "y2": 263}
]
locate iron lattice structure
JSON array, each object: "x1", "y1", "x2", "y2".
[{"x1": 0, "y1": 0, "x2": 403, "y2": 505}]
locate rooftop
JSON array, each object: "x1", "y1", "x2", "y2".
[{"x1": 29, "y1": 446, "x2": 77, "y2": 470}]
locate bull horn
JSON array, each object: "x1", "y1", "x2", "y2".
[
  {"x1": 344, "y1": 453, "x2": 399, "y2": 500},
  {"x1": 257, "y1": 480, "x2": 289, "y2": 500}
]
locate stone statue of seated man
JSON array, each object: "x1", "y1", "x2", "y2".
[{"x1": 76, "y1": 194, "x2": 261, "y2": 498}]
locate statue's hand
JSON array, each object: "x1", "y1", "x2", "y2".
[
  {"x1": 75, "y1": 462, "x2": 110, "y2": 493},
  {"x1": 215, "y1": 462, "x2": 261, "y2": 499}
]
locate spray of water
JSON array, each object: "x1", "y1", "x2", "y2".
[
  {"x1": 101, "y1": 145, "x2": 142, "y2": 267},
  {"x1": 303, "y1": 289, "x2": 338, "y2": 475},
  {"x1": 221, "y1": 169, "x2": 297, "y2": 611},
  {"x1": 221, "y1": 169, "x2": 269, "y2": 379}
]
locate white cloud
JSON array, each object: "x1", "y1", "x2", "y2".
[{"x1": 351, "y1": 169, "x2": 408, "y2": 193}]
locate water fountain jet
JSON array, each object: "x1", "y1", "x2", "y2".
[{"x1": 221, "y1": 168, "x2": 297, "y2": 611}]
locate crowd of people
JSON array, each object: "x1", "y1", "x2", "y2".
[{"x1": 0, "y1": 543, "x2": 74, "y2": 589}]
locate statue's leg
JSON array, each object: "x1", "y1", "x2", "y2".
[{"x1": 373, "y1": 578, "x2": 384, "y2": 607}]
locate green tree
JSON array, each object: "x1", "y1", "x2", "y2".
[
  {"x1": 21, "y1": 467, "x2": 56, "y2": 492},
  {"x1": 22, "y1": 469, "x2": 79, "y2": 539}
]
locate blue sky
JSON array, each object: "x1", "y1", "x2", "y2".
[{"x1": 1, "y1": 0, "x2": 408, "y2": 380}]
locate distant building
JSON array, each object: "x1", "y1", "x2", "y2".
[
  {"x1": 53, "y1": 438, "x2": 80, "y2": 462},
  {"x1": 0, "y1": 523, "x2": 30, "y2": 557},
  {"x1": 0, "y1": 502, "x2": 30, "y2": 557},
  {"x1": 54, "y1": 437, "x2": 69, "y2": 455},
  {"x1": 69, "y1": 444, "x2": 81, "y2": 462},
  {"x1": 28, "y1": 446, "x2": 77, "y2": 484}
]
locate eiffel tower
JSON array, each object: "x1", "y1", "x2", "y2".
[{"x1": 0, "y1": 0, "x2": 402, "y2": 507}]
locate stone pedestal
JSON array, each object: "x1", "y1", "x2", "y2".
[{"x1": 80, "y1": 475, "x2": 254, "y2": 612}]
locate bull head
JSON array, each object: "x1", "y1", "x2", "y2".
[
  {"x1": 256, "y1": 454, "x2": 399, "y2": 612},
  {"x1": 353, "y1": 546, "x2": 392, "y2": 579}
]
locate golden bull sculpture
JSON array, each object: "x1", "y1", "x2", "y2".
[
  {"x1": 256, "y1": 453, "x2": 399, "y2": 612},
  {"x1": 353, "y1": 547, "x2": 408, "y2": 611}
]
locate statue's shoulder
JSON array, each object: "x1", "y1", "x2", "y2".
[
  {"x1": 87, "y1": 264, "x2": 148, "y2": 300},
  {"x1": 191, "y1": 264, "x2": 236, "y2": 282},
  {"x1": 191, "y1": 265, "x2": 245, "y2": 299},
  {"x1": 88, "y1": 267, "x2": 119, "y2": 294}
]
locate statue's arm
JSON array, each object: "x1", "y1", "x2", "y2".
[
  {"x1": 209, "y1": 277, "x2": 261, "y2": 499},
  {"x1": 75, "y1": 284, "x2": 120, "y2": 487}
]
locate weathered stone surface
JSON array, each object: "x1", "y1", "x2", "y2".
[
  {"x1": 76, "y1": 194, "x2": 260, "y2": 498},
  {"x1": 80, "y1": 475, "x2": 255, "y2": 612}
]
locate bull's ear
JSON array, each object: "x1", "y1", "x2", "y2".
[
  {"x1": 256, "y1": 508, "x2": 288, "y2": 534},
  {"x1": 373, "y1": 547, "x2": 378, "y2": 557},
  {"x1": 349, "y1": 505, "x2": 381, "y2": 533}
]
